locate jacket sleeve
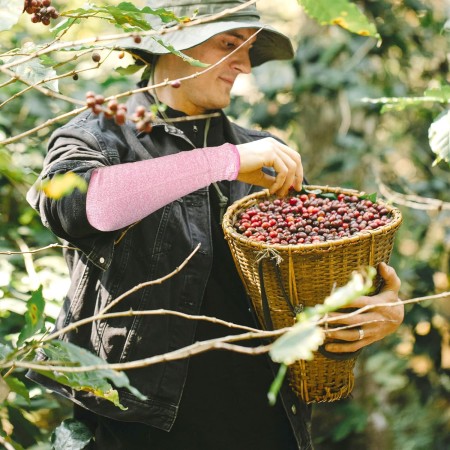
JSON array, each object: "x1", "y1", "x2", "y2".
[{"x1": 26, "y1": 112, "x2": 124, "y2": 270}]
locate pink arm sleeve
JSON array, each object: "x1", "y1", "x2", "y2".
[{"x1": 86, "y1": 143, "x2": 240, "y2": 232}]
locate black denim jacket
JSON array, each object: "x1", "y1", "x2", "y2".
[{"x1": 26, "y1": 90, "x2": 313, "y2": 449}]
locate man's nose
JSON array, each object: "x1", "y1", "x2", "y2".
[{"x1": 232, "y1": 48, "x2": 252, "y2": 74}]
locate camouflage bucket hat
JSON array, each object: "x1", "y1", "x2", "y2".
[{"x1": 118, "y1": 0, "x2": 294, "y2": 67}]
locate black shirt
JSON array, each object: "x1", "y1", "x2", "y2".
[{"x1": 149, "y1": 110, "x2": 298, "y2": 449}]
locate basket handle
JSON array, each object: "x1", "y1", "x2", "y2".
[{"x1": 258, "y1": 258, "x2": 303, "y2": 330}]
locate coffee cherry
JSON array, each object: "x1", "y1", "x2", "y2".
[
  {"x1": 92, "y1": 52, "x2": 101, "y2": 63},
  {"x1": 72, "y1": 73, "x2": 79, "y2": 81},
  {"x1": 233, "y1": 191, "x2": 393, "y2": 245},
  {"x1": 132, "y1": 105, "x2": 154, "y2": 133},
  {"x1": 133, "y1": 34, "x2": 142, "y2": 44},
  {"x1": 114, "y1": 109, "x2": 126, "y2": 126},
  {"x1": 170, "y1": 79, "x2": 181, "y2": 88}
]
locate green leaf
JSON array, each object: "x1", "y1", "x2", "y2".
[
  {"x1": 152, "y1": 37, "x2": 209, "y2": 67},
  {"x1": 297, "y1": 0, "x2": 379, "y2": 39},
  {"x1": 17, "y1": 287, "x2": 46, "y2": 346},
  {"x1": 39, "y1": 340, "x2": 146, "y2": 410},
  {"x1": 5, "y1": 376, "x2": 30, "y2": 402},
  {"x1": 424, "y1": 86, "x2": 450, "y2": 102},
  {"x1": 40, "y1": 172, "x2": 88, "y2": 200},
  {"x1": 309, "y1": 267, "x2": 376, "y2": 318},
  {"x1": 115, "y1": 64, "x2": 144, "y2": 76},
  {"x1": 51, "y1": 418, "x2": 93, "y2": 450},
  {"x1": 51, "y1": 17, "x2": 80, "y2": 35},
  {"x1": 428, "y1": 110, "x2": 450, "y2": 166},
  {"x1": 359, "y1": 192, "x2": 377, "y2": 202},
  {"x1": 0, "y1": 0, "x2": 23, "y2": 32},
  {"x1": 62, "y1": 2, "x2": 186, "y2": 32},
  {"x1": 269, "y1": 320, "x2": 325, "y2": 365}
]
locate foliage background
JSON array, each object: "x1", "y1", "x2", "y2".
[{"x1": 0, "y1": 0, "x2": 449, "y2": 449}]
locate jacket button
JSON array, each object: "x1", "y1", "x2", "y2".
[
  {"x1": 291, "y1": 404, "x2": 297, "y2": 415},
  {"x1": 99, "y1": 257, "x2": 105, "y2": 264}
]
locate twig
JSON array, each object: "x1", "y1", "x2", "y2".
[
  {"x1": 10, "y1": 328, "x2": 285, "y2": 373},
  {"x1": 0, "y1": 435, "x2": 16, "y2": 450},
  {"x1": 43, "y1": 308, "x2": 262, "y2": 343},
  {"x1": 318, "y1": 292, "x2": 450, "y2": 326},
  {"x1": 42, "y1": 244, "x2": 202, "y2": 342},
  {"x1": 14, "y1": 237, "x2": 40, "y2": 291},
  {"x1": 0, "y1": 243, "x2": 78, "y2": 255},
  {"x1": 0, "y1": 65, "x2": 83, "y2": 107},
  {"x1": 0, "y1": 63, "x2": 99, "y2": 109},
  {"x1": 377, "y1": 179, "x2": 450, "y2": 211}
]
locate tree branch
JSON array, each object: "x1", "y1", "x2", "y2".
[
  {"x1": 0, "y1": 243, "x2": 78, "y2": 255},
  {"x1": 0, "y1": 10, "x2": 262, "y2": 145}
]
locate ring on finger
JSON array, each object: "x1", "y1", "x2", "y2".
[{"x1": 358, "y1": 328, "x2": 364, "y2": 341}]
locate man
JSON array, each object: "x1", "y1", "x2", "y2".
[{"x1": 27, "y1": 1, "x2": 403, "y2": 448}]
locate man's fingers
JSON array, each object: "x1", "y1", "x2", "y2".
[
  {"x1": 268, "y1": 155, "x2": 288, "y2": 195},
  {"x1": 268, "y1": 144, "x2": 302, "y2": 196}
]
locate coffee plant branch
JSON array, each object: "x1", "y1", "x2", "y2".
[
  {"x1": 377, "y1": 177, "x2": 450, "y2": 211},
  {"x1": 0, "y1": 28, "x2": 261, "y2": 146},
  {"x1": 1, "y1": 293, "x2": 446, "y2": 374},
  {"x1": 0, "y1": 65, "x2": 83, "y2": 107},
  {"x1": 0, "y1": 243, "x2": 78, "y2": 255},
  {"x1": 0, "y1": 0, "x2": 257, "y2": 72},
  {"x1": 5, "y1": 329, "x2": 287, "y2": 373}
]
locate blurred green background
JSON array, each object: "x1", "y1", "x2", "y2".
[{"x1": 1, "y1": 1, "x2": 449, "y2": 448}]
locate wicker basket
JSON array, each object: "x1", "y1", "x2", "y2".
[{"x1": 222, "y1": 185, "x2": 402, "y2": 403}]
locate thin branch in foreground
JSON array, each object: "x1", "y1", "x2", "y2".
[
  {"x1": 46, "y1": 308, "x2": 262, "y2": 339},
  {"x1": 11, "y1": 328, "x2": 286, "y2": 373},
  {"x1": 0, "y1": 65, "x2": 84, "y2": 107},
  {"x1": 318, "y1": 292, "x2": 450, "y2": 327},
  {"x1": 375, "y1": 171, "x2": 450, "y2": 211},
  {"x1": 0, "y1": 243, "x2": 78, "y2": 255},
  {"x1": 0, "y1": 435, "x2": 16, "y2": 450},
  {"x1": 3, "y1": 291, "x2": 447, "y2": 374}
]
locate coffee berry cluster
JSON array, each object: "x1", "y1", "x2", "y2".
[
  {"x1": 85, "y1": 92, "x2": 127, "y2": 126},
  {"x1": 233, "y1": 191, "x2": 392, "y2": 245},
  {"x1": 24, "y1": 0, "x2": 59, "y2": 25}
]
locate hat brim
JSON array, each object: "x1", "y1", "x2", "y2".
[{"x1": 116, "y1": 20, "x2": 294, "y2": 67}]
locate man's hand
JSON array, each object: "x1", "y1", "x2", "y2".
[
  {"x1": 324, "y1": 262, "x2": 404, "y2": 353},
  {"x1": 236, "y1": 137, "x2": 303, "y2": 197}
]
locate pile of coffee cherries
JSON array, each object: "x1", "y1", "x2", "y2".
[{"x1": 233, "y1": 191, "x2": 393, "y2": 245}]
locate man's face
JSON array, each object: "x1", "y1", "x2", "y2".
[{"x1": 155, "y1": 28, "x2": 257, "y2": 115}]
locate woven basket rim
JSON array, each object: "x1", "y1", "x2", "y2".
[{"x1": 222, "y1": 185, "x2": 403, "y2": 252}]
